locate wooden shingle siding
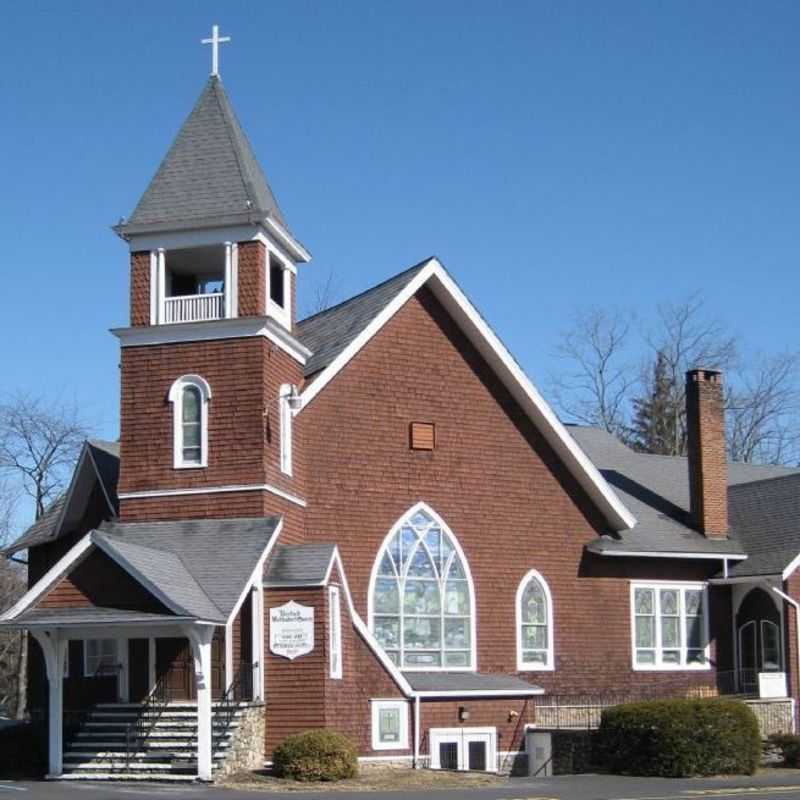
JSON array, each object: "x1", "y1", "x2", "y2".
[{"x1": 38, "y1": 549, "x2": 170, "y2": 614}]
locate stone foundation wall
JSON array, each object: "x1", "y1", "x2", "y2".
[
  {"x1": 216, "y1": 704, "x2": 266, "y2": 780},
  {"x1": 744, "y1": 700, "x2": 795, "y2": 737}
]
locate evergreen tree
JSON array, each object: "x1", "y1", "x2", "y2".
[{"x1": 629, "y1": 351, "x2": 683, "y2": 455}]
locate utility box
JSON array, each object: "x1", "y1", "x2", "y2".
[{"x1": 526, "y1": 730, "x2": 552, "y2": 777}]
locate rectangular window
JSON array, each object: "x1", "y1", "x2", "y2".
[
  {"x1": 631, "y1": 584, "x2": 709, "y2": 670},
  {"x1": 84, "y1": 639, "x2": 117, "y2": 677},
  {"x1": 371, "y1": 699, "x2": 409, "y2": 750},
  {"x1": 270, "y1": 256, "x2": 285, "y2": 308},
  {"x1": 279, "y1": 386, "x2": 293, "y2": 476},
  {"x1": 329, "y1": 586, "x2": 342, "y2": 679},
  {"x1": 410, "y1": 422, "x2": 435, "y2": 451}
]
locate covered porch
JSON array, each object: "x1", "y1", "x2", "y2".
[{"x1": 0, "y1": 516, "x2": 279, "y2": 780}]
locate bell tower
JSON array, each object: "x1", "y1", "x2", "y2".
[{"x1": 112, "y1": 35, "x2": 310, "y2": 539}]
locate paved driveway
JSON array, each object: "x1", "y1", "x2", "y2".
[{"x1": 2, "y1": 773, "x2": 800, "y2": 800}]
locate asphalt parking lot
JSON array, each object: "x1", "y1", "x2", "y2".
[{"x1": 3, "y1": 772, "x2": 800, "y2": 800}]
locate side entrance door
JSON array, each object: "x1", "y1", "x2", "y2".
[{"x1": 156, "y1": 638, "x2": 195, "y2": 700}]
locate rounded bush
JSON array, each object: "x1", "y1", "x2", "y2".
[
  {"x1": 597, "y1": 698, "x2": 761, "y2": 777},
  {"x1": 272, "y1": 729, "x2": 358, "y2": 782}
]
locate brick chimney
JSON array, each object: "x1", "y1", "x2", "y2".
[{"x1": 685, "y1": 368, "x2": 728, "y2": 538}]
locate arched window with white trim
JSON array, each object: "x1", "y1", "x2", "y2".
[
  {"x1": 516, "y1": 569, "x2": 554, "y2": 671},
  {"x1": 168, "y1": 375, "x2": 212, "y2": 468},
  {"x1": 369, "y1": 504, "x2": 475, "y2": 670}
]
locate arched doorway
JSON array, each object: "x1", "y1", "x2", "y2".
[{"x1": 736, "y1": 587, "x2": 782, "y2": 693}]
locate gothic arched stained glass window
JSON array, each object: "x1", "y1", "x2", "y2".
[{"x1": 370, "y1": 506, "x2": 474, "y2": 669}]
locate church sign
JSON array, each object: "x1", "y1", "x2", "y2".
[{"x1": 269, "y1": 601, "x2": 315, "y2": 660}]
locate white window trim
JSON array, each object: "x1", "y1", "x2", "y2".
[
  {"x1": 168, "y1": 374, "x2": 212, "y2": 469},
  {"x1": 630, "y1": 581, "x2": 711, "y2": 671},
  {"x1": 366, "y1": 501, "x2": 478, "y2": 672},
  {"x1": 371, "y1": 699, "x2": 409, "y2": 750},
  {"x1": 515, "y1": 569, "x2": 554, "y2": 671},
  {"x1": 279, "y1": 383, "x2": 293, "y2": 476},
  {"x1": 267, "y1": 246, "x2": 291, "y2": 331},
  {"x1": 329, "y1": 585, "x2": 342, "y2": 680}
]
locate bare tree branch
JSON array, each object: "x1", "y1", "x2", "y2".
[
  {"x1": 727, "y1": 352, "x2": 800, "y2": 465},
  {"x1": 0, "y1": 394, "x2": 91, "y2": 520},
  {"x1": 549, "y1": 308, "x2": 636, "y2": 437},
  {"x1": 303, "y1": 268, "x2": 340, "y2": 318}
]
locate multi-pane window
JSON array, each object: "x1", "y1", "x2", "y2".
[
  {"x1": 517, "y1": 570, "x2": 553, "y2": 670},
  {"x1": 84, "y1": 639, "x2": 117, "y2": 677},
  {"x1": 762, "y1": 621, "x2": 781, "y2": 671},
  {"x1": 632, "y1": 584, "x2": 709, "y2": 669},
  {"x1": 371, "y1": 506, "x2": 473, "y2": 669},
  {"x1": 168, "y1": 375, "x2": 211, "y2": 468},
  {"x1": 181, "y1": 385, "x2": 202, "y2": 464}
]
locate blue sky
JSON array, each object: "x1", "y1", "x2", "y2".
[{"x1": 1, "y1": 1, "x2": 798, "y2": 447}]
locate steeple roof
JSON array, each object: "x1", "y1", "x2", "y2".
[{"x1": 120, "y1": 76, "x2": 286, "y2": 234}]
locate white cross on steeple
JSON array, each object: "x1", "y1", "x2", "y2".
[{"x1": 201, "y1": 24, "x2": 231, "y2": 77}]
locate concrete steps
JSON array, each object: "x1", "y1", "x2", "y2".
[{"x1": 61, "y1": 701, "x2": 245, "y2": 780}]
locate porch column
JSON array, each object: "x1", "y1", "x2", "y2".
[
  {"x1": 223, "y1": 242, "x2": 233, "y2": 319},
  {"x1": 186, "y1": 625, "x2": 215, "y2": 781},
  {"x1": 156, "y1": 248, "x2": 166, "y2": 324},
  {"x1": 251, "y1": 584, "x2": 265, "y2": 701},
  {"x1": 31, "y1": 629, "x2": 68, "y2": 778}
]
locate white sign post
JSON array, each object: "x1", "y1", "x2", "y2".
[
  {"x1": 270, "y1": 601, "x2": 315, "y2": 660},
  {"x1": 758, "y1": 671, "x2": 787, "y2": 699}
]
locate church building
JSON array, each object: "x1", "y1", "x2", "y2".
[{"x1": 3, "y1": 30, "x2": 800, "y2": 782}]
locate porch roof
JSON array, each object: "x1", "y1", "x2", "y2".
[
  {"x1": 94, "y1": 516, "x2": 280, "y2": 620},
  {"x1": 403, "y1": 671, "x2": 544, "y2": 697},
  {"x1": 263, "y1": 543, "x2": 336, "y2": 587},
  {"x1": 0, "y1": 607, "x2": 194, "y2": 628}
]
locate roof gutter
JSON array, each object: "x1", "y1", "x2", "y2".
[{"x1": 591, "y1": 548, "x2": 748, "y2": 561}]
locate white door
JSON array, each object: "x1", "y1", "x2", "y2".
[{"x1": 430, "y1": 727, "x2": 497, "y2": 772}]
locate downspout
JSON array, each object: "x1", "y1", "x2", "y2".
[
  {"x1": 769, "y1": 585, "x2": 800, "y2": 733},
  {"x1": 413, "y1": 694, "x2": 421, "y2": 769}
]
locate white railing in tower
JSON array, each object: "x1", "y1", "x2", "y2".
[{"x1": 163, "y1": 293, "x2": 225, "y2": 324}]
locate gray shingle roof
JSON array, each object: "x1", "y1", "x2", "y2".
[
  {"x1": 403, "y1": 672, "x2": 543, "y2": 695},
  {"x1": 94, "y1": 532, "x2": 222, "y2": 621},
  {"x1": 96, "y1": 516, "x2": 279, "y2": 619},
  {"x1": 120, "y1": 76, "x2": 286, "y2": 234},
  {"x1": 3, "y1": 607, "x2": 192, "y2": 627},
  {"x1": 263, "y1": 543, "x2": 336, "y2": 587},
  {"x1": 296, "y1": 261, "x2": 429, "y2": 377},
  {"x1": 723, "y1": 474, "x2": 800, "y2": 578},
  {"x1": 569, "y1": 426, "x2": 799, "y2": 558},
  {"x1": 1, "y1": 439, "x2": 121, "y2": 558}
]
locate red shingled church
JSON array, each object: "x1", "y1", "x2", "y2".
[{"x1": 3, "y1": 36, "x2": 800, "y2": 782}]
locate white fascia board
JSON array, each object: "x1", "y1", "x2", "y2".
[
  {"x1": 126, "y1": 224, "x2": 265, "y2": 253},
  {"x1": 48, "y1": 444, "x2": 92, "y2": 544},
  {"x1": 264, "y1": 217, "x2": 312, "y2": 263},
  {"x1": 330, "y1": 549, "x2": 414, "y2": 697},
  {"x1": 227, "y1": 519, "x2": 283, "y2": 625},
  {"x1": 297, "y1": 258, "x2": 636, "y2": 532},
  {"x1": 117, "y1": 482, "x2": 307, "y2": 508},
  {"x1": 596, "y1": 549, "x2": 748, "y2": 561},
  {"x1": 782, "y1": 552, "x2": 800, "y2": 581},
  {"x1": 91, "y1": 532, "x2": 195, "y2": 619},
  {"x1": 111, "y1": 317, "x2": 309, "y2": 366},
  {"x1": 0, "y1": 534, "x2": 95, "y2": 621},
  {"x1": 413, "y1": 688, "x2": 545, "y2": 698}
]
